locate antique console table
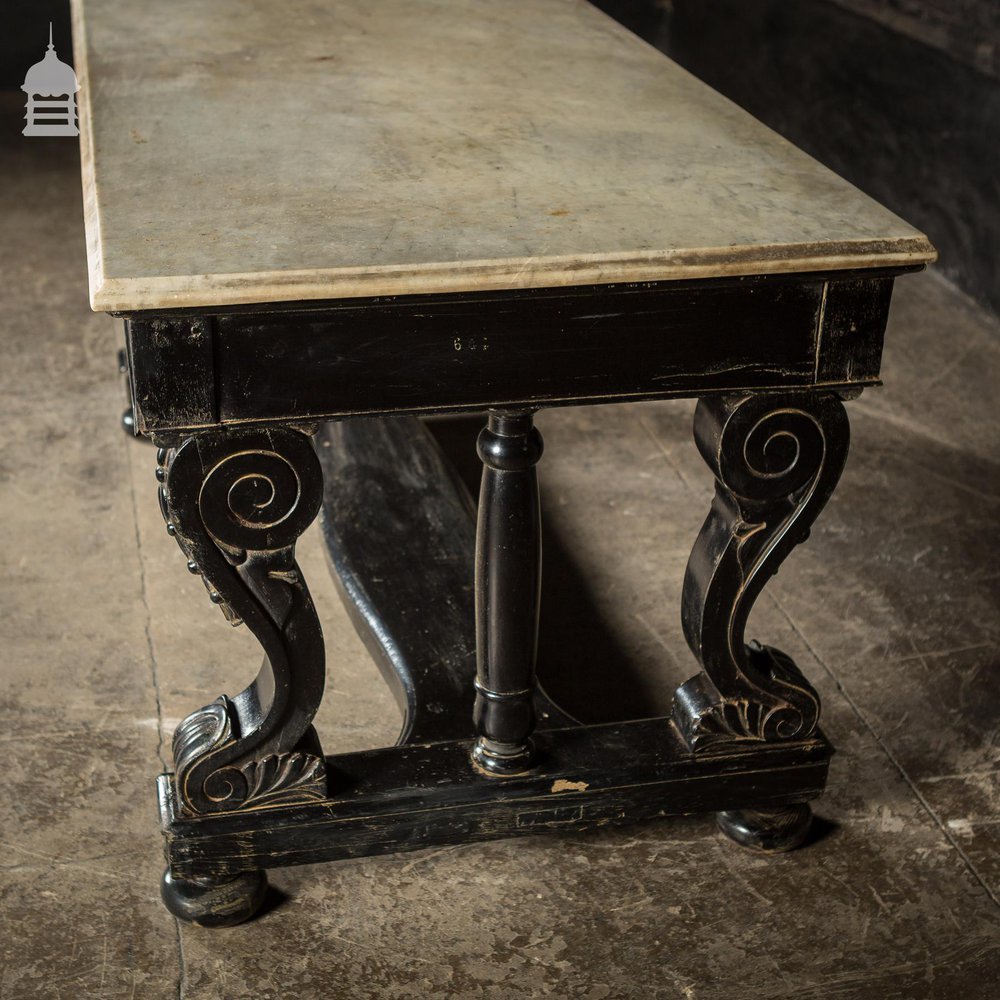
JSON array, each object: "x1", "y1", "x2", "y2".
[{"x1": 73, "y1": 0, "x2": 935, "y2": 926}]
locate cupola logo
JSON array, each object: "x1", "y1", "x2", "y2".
[{"x1": 22, "y1": 23, "x2": 80, "y2": 137}]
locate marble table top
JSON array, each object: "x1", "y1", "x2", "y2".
[{"x1": 73, "y1": 0, "x2": 935, "y2": 312}]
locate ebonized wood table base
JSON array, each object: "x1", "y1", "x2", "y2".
[
  {"x1": 158, "y1": 724, "x2": 831, "y2": 925},
  {"x1": 153, "y1": 403, "x2": 846, "y2": 926}
]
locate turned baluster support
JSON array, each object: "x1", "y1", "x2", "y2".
[{"x1": 472, "y1": 410, "x2": 544, "y2": 775}]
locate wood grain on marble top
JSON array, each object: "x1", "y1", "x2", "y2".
[{"x1": 73, "y1": 0, "x2": 935, "y2": 312}]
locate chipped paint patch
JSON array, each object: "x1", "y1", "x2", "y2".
[{"x1": 551, "y1": 779, "x2": 589, "y2": 793}]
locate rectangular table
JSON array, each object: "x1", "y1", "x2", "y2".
[{"x1": 73, "y1": 0, "x2": 935, "y2": 926}]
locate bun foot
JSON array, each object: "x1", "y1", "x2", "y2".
[
  {"x1": 716, "y1": 803, "x2": 812, "y2": 853},
  {"x1": 161, "y1": 869, "x2": 268, "y2": 927}
]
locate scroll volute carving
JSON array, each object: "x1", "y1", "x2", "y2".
[
  {"x1": 158, "y1": 427, "x2": 328, "y2": 815},
  {"x1": 673, "y1": 393, "x2": 850, "y2": 752}
]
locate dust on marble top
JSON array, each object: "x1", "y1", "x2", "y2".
[{"x1": 73, "y1": 0, "x2": 935, "y2": 312}]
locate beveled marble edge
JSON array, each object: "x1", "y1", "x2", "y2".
[
  {"x1": 73, "y1": 0, "x2": 106, "y2": 313},
  {"x1": 89, "y1": 238, "x2": 935, "y2": 313},
  {"x1": 73, "y1": 0, "x2": 936, "y2": 314}
]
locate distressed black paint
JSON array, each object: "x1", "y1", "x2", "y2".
[
  {"x1": 128, "y1": 264, "x2": 913, "y2": 924},
  {"x1": 123, "y1": 272, "x2": 906, "y2": 435}
]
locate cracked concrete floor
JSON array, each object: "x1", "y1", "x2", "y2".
[{"x1": 1, "y1": 95, "x2": 999, "y2": 999}]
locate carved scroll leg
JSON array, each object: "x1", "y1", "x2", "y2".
[
  {"x1": 472, "y1": 410, "x2": 544, "y2": 775},
  {"x1": 671, "y1": 392, "x2": 850, "y2": 850},
  {"x1": 156, "y1": 425, "x2": 327, "y2": 924}
]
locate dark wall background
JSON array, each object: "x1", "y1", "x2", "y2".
[
  {"x1": 4, "y1": 0, "x2": 997, "y2": 316},
  {"x1": 830, "y1": 0, "x2": 999, "y2": 78},
  {"x1": 1, "y1": 1, "x2": 72, "y2": 89},
  {"x1": 597, "y1": 0, "x2": 1000, "y2": 316}
]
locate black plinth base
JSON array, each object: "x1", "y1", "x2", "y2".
[{"x1": 159, "y1": 722, "x2": 831, "y2": 881}]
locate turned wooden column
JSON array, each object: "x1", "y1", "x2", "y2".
[{"x1": 472, "y1": 410, "x2": 543, "y2": 774}]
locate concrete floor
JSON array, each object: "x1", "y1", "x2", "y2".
[{"x1": 1, "y1": 95, "x2": 999, "y2": 999}]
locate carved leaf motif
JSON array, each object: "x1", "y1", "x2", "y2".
[
  {"x1": 688, "y1": 698, "x2": 767, "y2": 749},
  {"x1": 172, "y1": 697, "x2": 233, "y2": 775},
  {"x1": 682, "y1": 648, "x2": 819, "y2": 751},
  {"x1": 236, "y1": 752, "x2": 327, "y2": 809}
]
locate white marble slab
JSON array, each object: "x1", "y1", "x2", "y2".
[{"x1": 73, "y1": 0, "x2": 935, "y2": 312}]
